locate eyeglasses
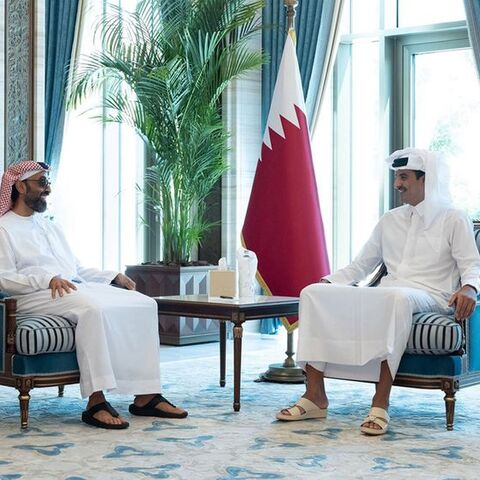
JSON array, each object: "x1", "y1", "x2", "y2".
[{"x1": 23, "y1": 177, "x2": 51, "y2": 188}]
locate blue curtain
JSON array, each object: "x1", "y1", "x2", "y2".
[
  {"x1": 464, "y1": 0, "x2": 480, "y2": 76},
  {"x1": 262, "y1": 0, "x2": 342, "y2": 128},
  {"x1": 259, "y1": 0, "x2": 343, "y2": 334},
  {"x1": 45, "y1": 0, "x2": 80, "y2": 173}
]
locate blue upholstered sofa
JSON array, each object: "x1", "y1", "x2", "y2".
[{"x1": 0, "y1": 224, "x2": 479, "y2": 429}]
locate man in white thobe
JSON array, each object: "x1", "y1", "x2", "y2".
[
  {"x1": 277, "y1": 148, "x2": 480, "y2": 435},
  {"x1": 0, "y1": 161, "x2": 188, "y2": 429}
]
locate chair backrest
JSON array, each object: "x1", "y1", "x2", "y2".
[{"x1": 474, "y1": 220, "x2": 480, "y2": 253}]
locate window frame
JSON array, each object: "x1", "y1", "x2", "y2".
[
  {"x1": 328, "y1": 19, "x2": 471, "y2": 269},
  {"x1": 391, "y1": 26, "x2": 471, "y2": 208}
]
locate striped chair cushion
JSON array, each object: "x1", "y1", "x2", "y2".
[
  {"x1": 16, "y1": 315, "x2": 76, "y2": 355},
  {"x1": 405, "y1": 312, "x2": 462, "y2": 355}
]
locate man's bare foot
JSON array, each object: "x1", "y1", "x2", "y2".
[
  {"x1": 132, "y1": 394, "x2": 187, "y2": 418},
  {"x1": 86, "y1": 406, "x2": 128, "y2": 427},
  {"x1": 83, "y1": 392, "x2": 128, "y2": 428}
]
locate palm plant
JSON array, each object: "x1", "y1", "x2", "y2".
[{"x1": 68, "y1": 0, "x2": 265, "y2": 264}]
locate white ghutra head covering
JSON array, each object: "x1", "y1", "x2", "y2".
[
  {"x1": 0, "y1": 161, "x2": 49, "y2": 217},
  {"x1": 386, "y1": 147, "x2": 453, "y2": 229}
]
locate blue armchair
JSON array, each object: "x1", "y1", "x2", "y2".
[
  {"x1": 373, "y1": 221, "x2": 480, "y2": 430},
  {"x1": 0, "y1": 296, "x2": 79, "y2": 428}
]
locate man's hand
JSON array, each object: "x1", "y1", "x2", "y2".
[
  {"x1": 112, "y1": 273, "x2": 136, "y2": 290},
  {"x1": 448, "y1": 285, "x2": 477, "y2": 321},
  {"x1": 49, "y1": 276, "x2": 77, "y2": 299}
]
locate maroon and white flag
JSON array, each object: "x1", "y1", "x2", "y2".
[{"x1": 241, "y1": 32, "x2": 330, "y2": 331}]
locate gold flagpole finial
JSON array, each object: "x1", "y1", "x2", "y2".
[{"x1": 284, "y1": 0, "x2": 298, "y2": 31}]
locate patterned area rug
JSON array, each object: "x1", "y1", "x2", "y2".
[{"x1": 1, "y1": 339, "x2": 479, "y2": 479}]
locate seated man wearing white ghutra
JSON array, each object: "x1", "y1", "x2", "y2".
[
  {"x1": 0, "y1": 161, "x2": 188, "y2": 429},
  {"x1": 277, "y1": 148, "x2": 480, "y2": 435}
]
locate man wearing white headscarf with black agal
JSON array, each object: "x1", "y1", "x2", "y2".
[
  {"x1": 276, "y1": 148, "x2": 480, "y2": 435},
  {"x1": 0, "y1": 161, "x2": 188, "y2": 429}
]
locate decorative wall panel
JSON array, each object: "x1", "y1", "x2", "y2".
[{"x1": 5, "y1": 0, "x2": 34, "y2": 166}]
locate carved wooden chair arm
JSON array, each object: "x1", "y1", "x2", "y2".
[
  {"x1": 4, "y1": 297, "x2": 17, "y2": 354},
  {"x1": 0, "y1": 296, "x2": 18, "y2": 354}
]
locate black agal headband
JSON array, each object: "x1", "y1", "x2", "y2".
[{"x1": 391, "y1": 157, "x2": 408, "y2": 168}]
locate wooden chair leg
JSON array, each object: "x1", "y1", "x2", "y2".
[
  {"x1": 18, "y1": 389, "x2": 31, "y2": 429},
  {"x1": 58, "y1": 385, "x2": 65, "y2": 397},
  {"x1": 443, "y1": 389, "x2": 456, "y2": 431}
]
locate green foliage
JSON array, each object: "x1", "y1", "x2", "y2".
[{"x1": 68, "y1": 0, "x2": 265, "y2": 263}]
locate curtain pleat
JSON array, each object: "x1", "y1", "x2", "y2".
[
  {"x1": 262, "y1": 0, "x2": 344, "y2": 129},
  {"x1": 45, "y1": 0, "x2": 81, "y2": 174}
]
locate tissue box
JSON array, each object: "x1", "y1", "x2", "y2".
[{"x1": 208, "y1": 270, "x2": 236, "y2": 298}]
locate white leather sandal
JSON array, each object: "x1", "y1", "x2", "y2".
[
  {"x1": 276, "y1": 397, "x2": 327, "y2": 421},
  {"x1": 360, "y1": 406, "x2": 390, "y2": 435}
]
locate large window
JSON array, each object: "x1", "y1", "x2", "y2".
[
  {"x1": 52, "y1": 0, "x2": 144, "y2": 271},
  {"x1": 399, "y1": 35, "x2": 480, "y2": 218},
  {"x1": 314, "y1": 0, "x2": 479, "y2": 270}
]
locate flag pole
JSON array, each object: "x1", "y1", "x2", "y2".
[
  {"x1": 285, "y1": 0, "x2": 298, "y2": 30},
  {"x1": 257, "y1": 0, "x2": 305, "y2": 384}
]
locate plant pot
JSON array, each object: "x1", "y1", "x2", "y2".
[{"x1": 125, "y1": 264, "x2": 218, "y2": 345}]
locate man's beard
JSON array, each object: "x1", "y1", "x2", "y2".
[{"x1": 25, "y1": 191, "x2": 48, "y2": 213}]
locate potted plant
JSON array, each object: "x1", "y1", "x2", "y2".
[{"x1": 68, "y1": 0, "x2": 265, "y2": 344}]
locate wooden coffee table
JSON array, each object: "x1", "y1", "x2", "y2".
[{"x1": 154, "y1": 295, "x2": 299, "y2": 411}]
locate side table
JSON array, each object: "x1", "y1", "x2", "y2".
[{"x1": 155, "y1": 295, "x2": 299, "y2": 411}]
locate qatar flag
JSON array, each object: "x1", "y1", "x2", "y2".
[{"x1": 241, "y1": 32, "x2": 330, "y2": 331}]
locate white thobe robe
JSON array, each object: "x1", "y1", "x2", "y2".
[
  {"x1": 0, "y1": 211, "x2": 161, "y2": 398},
  {"x1": 297, "y1": 203, "x2": 480, "y2": 382}
]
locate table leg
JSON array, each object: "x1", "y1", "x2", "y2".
[
  {"x1": 219, "y1": 321, "x2": 226, "y2": 387},
  {"x1": 233, "y1": 321, "x2": 244, "y2": 412}
]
